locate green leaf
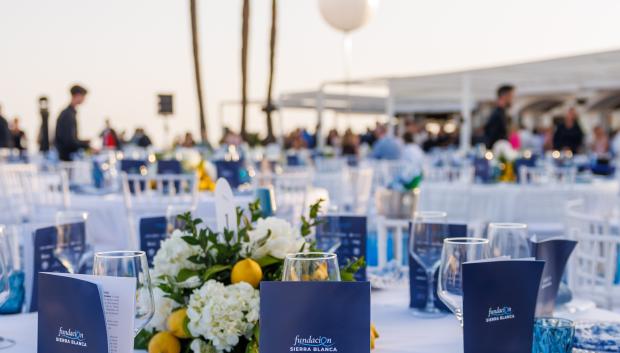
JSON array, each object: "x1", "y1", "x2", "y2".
[
  {"x1": 176, "y1": 269, "x2": 200, "y2": 282},
  {"x1": 134, "y1": 328, "x2": 156, "y2": 350},
  {"x1": 340, "y1": 257, "x2": 366, "y2": 282},
  {"x1": 202, "y1": 264, "x2": 232, "y2": 281},
  {"x1": 181, "y1": 236, "x2": 200, "y2": 246},
  {"x1": 255, "y1": 255, "x2": 281, "y2": 268}
]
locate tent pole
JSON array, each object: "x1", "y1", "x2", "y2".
[
  {"x1": 316, "y1": 84, "x2": 326, "y2": 149},
  {"x1": 386, "y1": 83, "x2": 395, "y2": 136},
  {"x1": 460, "y1": 74, "x2": 472, "y2": 153}
]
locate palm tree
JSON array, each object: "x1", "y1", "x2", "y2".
[
  {"x1": 263, "y1": 0, "x2": 277, "y2": 144},
  {"x1": 240, "y1": 0, "x2": 250, "y2": 140},
  {"x1": 190, "y1": 0, "x2": 208, "y2": 144}
]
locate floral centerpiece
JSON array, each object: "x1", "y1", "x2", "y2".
[{"x1": 137, "y1": 200, "x2": 371, "y2": 353}]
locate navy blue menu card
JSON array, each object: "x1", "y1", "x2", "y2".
[
  {"x1": 530, "y1": 238, "x2": 577, "y2": 316},
  {"x1": 260, "y1": 281, "x2": 370, "y2": 353},
  {"x1": 316, "y1": 216, "x2": 367, "y2": 281},
  {"x1": 157, "y1": 159, "x2": 182, "y2": 174},
  {"x1": 120, "y1": 159, "x2": 147, "y2": 174},
  {"x1": 38, "y1": 272, "x2": 136, "y2": 353},
  {"x1": 214, "y1": 160, "x2": 247, "y2": 189},
  {"x1": 473, "y1": 157, "x2": 492, "y2": 183},
  {"x1": 24, "y1": 223, "x2": 87, "y2": 312},
  {"x1": 409, "y1": 223, "x2": 467, "y2": 310},
  {"x1": 139, "y1": 216, "x2": 168, "y2": 267},
  {"x1": 462, "y1": 260, "x2": 544, "y2": 353}
]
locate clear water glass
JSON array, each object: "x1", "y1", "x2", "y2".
[
  {"x1": 437, "y1": 237, "x2": 489, "y2": 326},
  {"x1": 0, "y1": 226, "x2": 15, "y2": 349},
  {"x1": 55, "y1": 211, "x2": 90, "y2": 274},
  {"x1": 487, "y1": 223, "x2": 530, "y2": 259},
  {"x1": 532, "y1": 318, "x2": 574, "y2": 353},
  {"x1": 409, "y1": 211, "x2": 448, "y2": 317},
  {"x1": 282, "y1": 253, "x2": 341, "y2": 282},
  {"x1": 93, "y1": 251, "x2": 154, "y2": 337}
]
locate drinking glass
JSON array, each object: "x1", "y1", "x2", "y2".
[
  {"x1": 93, "y1": 251, "x2": 154, "y2": 337},
  {"x1": 166, "y1": 204, "x2": 195, "y2": 235},
  {"x1": 55, "y1": 211, "x2": 91, "y2": 274},
  {"x1": 438, "y1": 237, "x2": 489, "y2": 326},
  {"x1": 487, "y1": 223, "x2": 530, "y2": 259},
  {"x1": 532, "y1": 318, "x2": 574, "y2": 353},
  {"x1": 0, "y1": 226, "x2": 15, "y2": 349},
  {"x1": 282, "y1": 253, "x2": 341, "y2": 281},
  {"x1": 409, "y1": 211, "x2": 448, "y2": 317}
]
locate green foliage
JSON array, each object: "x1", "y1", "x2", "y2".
[
  {"x1": 134, "y1": 328, "x2": 155, "y2": 350},
  {"x1": 340, "y1": 257, "x2": 366, "y2": 282},
  {"x1": 300, "y1": 199, "x2": 325, "y2": 237}
]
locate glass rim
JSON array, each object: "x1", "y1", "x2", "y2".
[
  {"x1": 285, "y1": 252, "x2": 337, "y2": 261},
  {"x1": 443, "y1": 237, "x2": 489, "y2": 245},
  {"x1": 534, "y1": 317, "x2": 574, "y2": 328},
  {"x1": 488, "y1": 222, "x2": 527, "y2": 230},
  {"x1": 414, "y1": 211, "x2": 448, "y2": 219},
  {"x1": 94, "y1": 250, "x2": 146, "y2": 259}
]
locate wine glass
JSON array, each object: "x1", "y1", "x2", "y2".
[
  {"x1": 93, "y1": 251, "x2": 154, "y2": 337},
  {"x1": 55, "y1": 211, "x2": 91, "y2": 274},
  {"x1": 409, "y1": 211, "x2": 448, "y2": 317},
  {"x1": 282, "y1": 253, "x2": 341, "y2": 281},
  {"x1": 0, "y1": 226, "x2": 16, "y2": 349},
  {"x1": 437, "y1": 237, "x2": 489, "y2": 326},
  {"x1": 165, "y1": 204, "x2": 195, "y2": 235},
  {"x1": 487, "y1": 223, "x2": 530, "y2": 259}
]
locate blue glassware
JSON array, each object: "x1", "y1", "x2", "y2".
[
  {"x1": 256, "y1": 186, "x2": 277, "y2": 218},
  {"x1": 0, "y1": 271, "x2": 24, "y2": 314},
  {"x1": 533, "y1": 318, "x2": 574, "y2": 353}
]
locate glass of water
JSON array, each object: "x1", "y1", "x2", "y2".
[{"x1": 282, "y1": 253, "x2": 341, "y2": 282}]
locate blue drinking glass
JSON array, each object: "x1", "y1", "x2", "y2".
[{"x1": 532, "y1": 318, "x2": 575, "y2": 353}]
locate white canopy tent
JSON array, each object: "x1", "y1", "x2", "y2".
[{"x1": 279, "y1": 49, "x2": 620, "y2": 150}]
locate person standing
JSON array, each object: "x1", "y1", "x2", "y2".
[
  {"x1": 55, "y1": 85, "x2": 90, "y2": 161},
  {"x1": 0, "y1": 105, "x2": 12, "y2": 149},
  {"x1": 553, "y1": 107, "x2": 584, "y2": 154},
  {"x1": 10, "y1": 117, "x2": 26, "y2": 151},
  {"x1": 483, "y1": 84, "x2": 515, "y2": 149},
  {"x1": 100, "y1": 118, "x2": 121, "y2": 150}
]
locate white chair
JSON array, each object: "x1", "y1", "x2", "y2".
[
  {"x1": 58, "y1": 160, "x2": 93, "y2": 187},
  {"x1": 375, "y1": 217, "x2": 409, "y2": 268},
  {"x1": 122, "y1": 172, "x2": 198, "y2": 249},
  {"x1": 347, "y1": 167, "x2": 374, "y2": 214},
  {"x1": 565, "y1": 199, "x2": 620, "y2": 310},
  {"x1": 270, "y1": 170, "x2": 312, "y2": 227}
]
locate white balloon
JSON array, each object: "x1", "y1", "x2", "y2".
[{"x1": 318, "y1": 0, "x2": 378, "y2": 33}]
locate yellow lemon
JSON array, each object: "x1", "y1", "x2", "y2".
[
  {"x1": 148, "y1": 332, "x2": 181, "y2": 353},
  {"x1": 167, "y1": 308, "x2": 190, "y2": 339},
  {"x1": 231, "y1": 258, "x2": 263, "y2": 288},
  {"x1": 370, "y1": 323, "x2": 379, "y2": 350},
  {"x1": 311, "y1": 262, "x2": 328, "y2": 281}
]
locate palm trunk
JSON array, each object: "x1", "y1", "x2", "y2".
[
  {"x1": 264, "y1": 0, "x2": 277, "y2": 144},
  {"x1": 190, "y1": 0, "x2": 208, "y2": 145},
  {"x1": 240, "y1": 0, "x2": 250, "y2": 140}
]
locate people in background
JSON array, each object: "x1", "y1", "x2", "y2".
[
  {"x1": 341, "y1": 128, "x2": 359, "y2": 156},
  {"x1": 0, "y1": 105, "x2": 12, "y2": 149},
  {"x1": 182, "y1": 132, "x2": 196, "y2": 148},
  {"x1": 326, "y1": 129, "x2": 340, "y2": 148},
  {"x1": 129, "y1": 128, "x2": 152, "y2": 148},
  {"x1": 401, "y1": 132, "x2": 424, "y2": 170},
  {"x1": 484, "y1": 84, "x2": 515, "y2": 148},
  {"x1": 369, "y1": 124, "x2": 402, "y2": 160},
  {"x1": 100, "y1": 118, "x2": 121, "y2": 150},
  {"x1": 10, "y1": 117, "x2": 26, "y2": 151},
  {"x1": 508, "y1": 123, "x2": 520, "y2": 150},
  {"x1": 55, "y1": 85, "x2": 90, "y2": 161},
  {"x1": 591, "y1": 125, "x2": 609, "y2": 155},
  {"x1": 553, "y1": 107, "x2": 584, "y2": 153}
]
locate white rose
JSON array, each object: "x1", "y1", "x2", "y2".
[{"x1": 246, "y1": 217, "x2": 306, "y2": 259}]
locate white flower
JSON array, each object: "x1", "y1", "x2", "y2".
[
  {"x1": 246, "y1": 217, "x2": 306, "y2": 259},
  {"x1": 492, "y1": 140, "x2": 518, "y2": 161},
  {"x1": 190, "y1": 339, "x2": 217, "y2": 353},
  {"x1": 145, "y1": 287, "x2": 180, "y2": 332},
  {"x1": 152, "y1": 229, "x2": 203, "y2": 282},
  {"x1": 187, "y1": 280, "x2": 259, "y2": 353}
]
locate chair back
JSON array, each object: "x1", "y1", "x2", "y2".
[{"x1": 565, "y1": 199, "x2": 620, "y2": 309}]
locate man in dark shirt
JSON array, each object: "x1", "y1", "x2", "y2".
[
  {"x1": 483, "y1": 84, "x2": 515, "y2": 149},
  {"x1": 55, "y1": 85, "x2": 90, "y2": 161},
  {"x1": 0, "y1": 105, "x2": 12, "y2": 149},
  {"x1": 553, "y1": 107, "x2": 584, "y2": 153}
]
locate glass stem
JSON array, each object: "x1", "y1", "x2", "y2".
[{"x1": 425, "y1": 269, "x2": 435, "y2": 311}]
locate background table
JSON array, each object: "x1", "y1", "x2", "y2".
[{"x1": 3, "y1": 286, "x2": 619, "y2": 353}]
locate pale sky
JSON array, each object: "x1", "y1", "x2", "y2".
[{"x1": 1, "y1": 0, "x2": 620, "y2": 148}]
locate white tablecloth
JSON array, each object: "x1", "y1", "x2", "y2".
[
  {"x1": 418, "y1": 180, "x2": 619, "y2": 234},
  {"x1": 2, "y1": 286, "x2": 619, "y2": 353}
]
